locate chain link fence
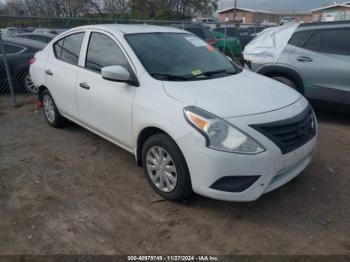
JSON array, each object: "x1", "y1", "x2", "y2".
[{"x1": 0, "y1": 15, "x2": 252, "y2": 108}]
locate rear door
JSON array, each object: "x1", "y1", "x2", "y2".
[
  {"x1": 289, "y1": 28, "x2": 350, "y2": 105},
  {"x1": 45, "y1": 32, "x2": 85, "y2": 119}
]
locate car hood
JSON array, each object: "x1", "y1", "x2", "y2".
[{"x1": 163, "y1": 70, "x2": 301, "y2": 118}]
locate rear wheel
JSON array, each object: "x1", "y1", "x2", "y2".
[
  {"x1": 24, "y1": 73, "x2": 38, "y2": 94},
  {"x1": 141, "y1": 134, "x2": 192, "y2": 201},
  {"x1": 42, "y1": 90, "x2": 67, "y2": 128}
]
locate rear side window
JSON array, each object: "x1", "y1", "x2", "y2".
[
  {"x1": 53, "y1": 32, "x2": 84, "y2": 65},
  {"x1": 289, "y1": 30, "x2": 313, "y2": 47},
  {"x1": 85, "y1": 32, "x2": 128, "y2": 73},
  {"x1": 320, "y1": 29, "x2": 350, "y2": 55},
  {"x1": 303, "y1": 31, "x2": 322, "y2": 51}
]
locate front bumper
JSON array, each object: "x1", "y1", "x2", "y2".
[{"x1": 176, "y1": 98, "x2": 317, "y2": 202}]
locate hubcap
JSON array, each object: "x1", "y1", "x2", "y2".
[
  {"x1": 146, "y1": 146, "x2": 178, "y2": 193},
  {"x1": 43, "y1": 95, "x2": 55, "y2": 123},
  {"x1": 25, "y1": 74, "x2": 38, "y2": 94}
]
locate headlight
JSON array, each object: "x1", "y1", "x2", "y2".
[{"x1": 184, "y1": 106, "x2": 265, "y2": 154}]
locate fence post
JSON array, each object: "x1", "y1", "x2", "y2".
[
  {"x1": 0, "y1": 33, "x2": 17, "y2": 107},
  {"x1": 223, "y1": 23, "x2": 227, "y2": 54}
]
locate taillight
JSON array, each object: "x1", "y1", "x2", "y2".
[
  {"x1": 29, "y1": 57, "x2": 36, "y2": 65},
  {"x1": 207, "y1": 38, "x2": 217, "y2": 45}
]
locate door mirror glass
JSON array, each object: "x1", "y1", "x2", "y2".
[{"x1": 101, "y1": 65, "x2": 130, "y2": 82}]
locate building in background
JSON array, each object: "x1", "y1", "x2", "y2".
[
  {"x1": 218, "y1": 1, "x2": 350, "y2": 24},
  {"x1": 218, "y1": 7, "x2": 312, "y2": 25},
  {"x1": 311, "y1": 1, "x2": 350, "y2": 22}
]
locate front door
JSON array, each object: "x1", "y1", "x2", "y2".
[{"x1": 76, "y1": 31, "x2": 136, "y2": 148}]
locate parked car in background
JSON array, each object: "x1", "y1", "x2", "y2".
[
  {"x1": 173, "y1": 24, "x2": 218, "y2": 45},
  {"x1": 33, "y1": 28, "x2": 66, "y2": 35},
  {"x1": 210, "y1": 30, "x2": 242, "y2": 61},
  {"x1": 214, "y1": 24, "x2": 270, "y2": 49},
  {"x1": 30, "y1": 24, "x2": 317, "y2": 202},
  {"x1": 14, "y1": 33, "x2": 55, "y2": 44},
  {"x1": 280, "y1": 17, "x2": 296, "y2": 25},
  {"x1": 199, "y1": 18, "x2": 219, "y2": 29},
  {"x1": 239, "y1": 25, "x2": 271, "y2": 49},
  {"x1": 0, "y1": 37, "x2": 45, "y2": 94},
  {"x1": 175, "y1": 24, "x2": 242, "y2": 61},
  {"x1": 1, "y1": 27, "x2": 25, "y2": 38},
  {"x1": 245, "y1": 21, "x2": 350, "y2": 107}
]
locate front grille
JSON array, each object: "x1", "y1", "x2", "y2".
[{"x1": 251, "y1": 106, "x2": 316, "y2": 154}]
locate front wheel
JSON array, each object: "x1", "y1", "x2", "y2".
[
  {"x1": 141, "y1": 134, "x2": 192, "y2": 201},
  {"x1": 272, "y1": 76, "x2": 298, "y2": 91}
]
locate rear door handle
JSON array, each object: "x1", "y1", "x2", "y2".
[
  {"x1": 79, "y1": 82, "x2": 90, "y2": 90},
  {"x1": 297, "y1": 56, "x2": 313, "y2": 62},
  {"x1": 45, "y1": 69, "x2": 53, "y2": 76}
]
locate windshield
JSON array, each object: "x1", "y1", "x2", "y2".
[{"x1": 125, "y1": 33, "x2": 240, "y2": 81}]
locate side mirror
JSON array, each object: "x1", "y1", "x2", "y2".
[{"x1": 101, "y1": 65, "x2": 130, "y2": 82}]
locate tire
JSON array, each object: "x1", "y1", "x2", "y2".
[
  {"x1": 141, "y1": 134, "x2": 192, "y2": 201},
  {"x1": 272, "y1": 76, "x2": 298, "y2": 91},
  {"x1": 24, "y1": 73, "x2": 38, "y2": 94},
  {"x1": 42, "y1": 89, "x2": 67, "y2": 128}
]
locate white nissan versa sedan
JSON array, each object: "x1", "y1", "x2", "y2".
[{"x1": 30, "y1": 25, "x2": 317, "y2": 202}]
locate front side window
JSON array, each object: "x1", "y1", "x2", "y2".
[
  {"x1": 125, "y1": 33, "x2": 239, "y2": 81},
  {"x1": 85, "y1": 32, "x2": 128, "y2": 73},
  {"x1": 53, "y1": 32, "x2": 84, "y2": 65},
  {"x1": 303, "y1": 31, "x2": 322, "y2": 52}
]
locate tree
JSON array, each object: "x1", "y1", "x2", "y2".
[
  {"x1": 103, "y1": 0, "x2": 129, "y2": 17},
  {"x1": 3, "y1": 0, "x2": 218, "y2": 19},
  {"x1": 129, "y1": 0, "x2": 219, "y2": 19},
  {"x1": 4, "y1": 0, "x2": 101, "y2": 17}
]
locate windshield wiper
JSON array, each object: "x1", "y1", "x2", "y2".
[
  {"x1": 189, "y1": 68, "x2": 237, "y2": 79},
  {"x1": 151, "y1": 69, "x2": 236, "y2": 81},
  {"x1": 151, "y1": 73, "x2": 190, "y2": 81}
]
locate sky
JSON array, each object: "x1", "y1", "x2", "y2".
[{"x1": 219, "y1": 0, "x2": 331, "y2": 11}]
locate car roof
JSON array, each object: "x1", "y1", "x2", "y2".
[
  {"x1": 67, "y1": 24, "x2": 186, "y2": 35},
  {"x1": 298, "y1": 21, "x2": 350, "y2": 31},
  {"x1": 2, "y1": 37, "x2": 46, "y2": 50},
  {"x1": 16, "y1": 32, "x2": 56, "y2": 38}
]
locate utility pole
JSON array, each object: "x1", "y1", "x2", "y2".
[{"x1": 233, "y1": 0, "x2": 237, "y2": 22}]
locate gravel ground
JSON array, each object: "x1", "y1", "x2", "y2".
[{"x1": 0, "y1": 96, "x2": 349, "y2": 255}]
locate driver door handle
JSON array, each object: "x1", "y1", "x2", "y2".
[
  {"x1": 297, "y1": 56, "x2": 313, "y2": 62},
  {"x1": 79, "y1": 82, "x2": 90, "y2": 90},
  {"x1": 45, "y1": 69, "x2": 53, "y2": 76}
]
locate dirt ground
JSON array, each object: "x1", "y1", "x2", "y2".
[{"x1": 0, "y1": 96, "x2": 349, "y2": 255}]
